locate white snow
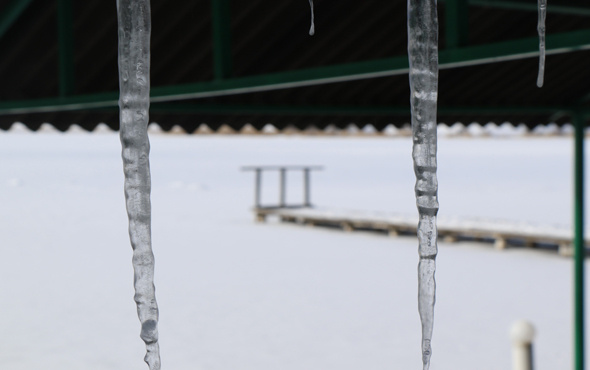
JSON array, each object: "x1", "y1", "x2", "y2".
[
  {"x1": 195, "y1": 123, "x2": 214, "y2": 135},
  {"x1": 147, "y1": 123, "x2": 164, "y2": 135},
  {"x1": 66, "y1": 123, "x2": 89, "y2": 134},
  {"x1": 466, "y1": 122, "x2": 487, "y2": 137},
  {"x1": 169, "y1": 125, "x2": 187, "y2": 135},
  {"x1": 94, "y1": 123, "x2": 115, "y2": 134},
  {"x1": 344, "y1": 123, "x2": 360, "y2": 135},
  {"x1": 449, "y1": 122, "x2": 466, "y2": 136},
  {"x1": 0, "y1": 132, "x2": 587, "y2": 370},
  {"x1": 8, "y1": 122, "x2": 32, "y2": 133},
  {"x1": 361, "y1": 124, "x2": 378, "y2": 135},
  {"x1": 383, "y1": 124, "x2": 400, "y2": 136},
  {"x1": 37, "y1": 123, "x2": 60, "y2": 134},
  {"x1": 262, "y1": 124, "x2": 278, "y2": 134}
]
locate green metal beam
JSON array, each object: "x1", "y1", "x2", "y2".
[
  {"x1": 467, "y1": 0, "x2": 590, "y2": 16},
  {"x1": 439, "y1": 28, "x2": 590, "y2": 68},
  {"x1": 1, "y1": 28, "x2": 590, "y2": 114},
  {"x1": 211, "y1": 0, "x2": 233, "y2": 80},
  {"x1": 57, "y1": 0, "x2": 75, "y2": 97},
  {"x1": 0, "y1": 0, "x2": 34, "y2": 40},
  {"x1": 0, "y1": 91, "x2": 118, "y2": 114},
  {"x1": 445, "y1": 0, "x2": 469, "y2": 48},
  {"x1": 573, "y1": 111, "x2": 586, "y2": 370}
]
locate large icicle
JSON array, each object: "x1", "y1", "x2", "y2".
[
  {"x1": 407, "y1": 0, "x2": 439, "y2": 369},
  {"x1": 116, "y1": 1, "x2": 161, "y2": 369},
  {"x1": 537, "y1": 0, "x2": 547, "y2": 87},
  {"x1": 308, "y1": 0, "x2": 315, "y2": 36}
]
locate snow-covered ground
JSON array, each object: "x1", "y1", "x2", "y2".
[{"x1": 0, "y1": 131, "x2": 587, "y2": 370}]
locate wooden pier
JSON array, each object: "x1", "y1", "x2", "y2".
[
  {"x1": 242, "y1": 165, "x2": 587, "y2": 256},
  {"x1": 254, "y1": 207, "x2": 588, "y2": 256}
]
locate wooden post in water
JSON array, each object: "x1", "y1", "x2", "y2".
[
  {"x1": 304, "y1": 168, "x2": 311, "y2": 207},
  {"x1": 255, "y1": 168, "x2": 262, "y2": 208},
  {"x1": 279, "y1": 168, "x2": 286, "y2": 207}
]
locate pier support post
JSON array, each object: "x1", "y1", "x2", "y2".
[
  {"x1": 255, "y1": 168, "x2": 262, "y2": 208},
  {"x1": 341, "y1": 222, "x2": 353, "y2": 232},
  {"x1": 304, "y1": 168, "x2": 311, "y2": 207},
  {"x1": 279, "y1": 168, "x2": 286, "y2": 207},
  {"x1": 559, "y1": 243, "x2": 573, "y2": 257},
  {"x1": 510, "y1": 320, "x2": 536, "y2": 370},
  {"x1": 494, "y1": 236, "x2": 507, "y2": 250},
  {"x1": 443, "y1": 234, "x2": 458, "y2": 243}
]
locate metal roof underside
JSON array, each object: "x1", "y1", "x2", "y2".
[{"x1": 1, "y1": 0, "x2": 590, "y2": 132}]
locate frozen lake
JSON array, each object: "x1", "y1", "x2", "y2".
[{"x1": 0, "y1": 132, "x2": 587, "y2": 369}]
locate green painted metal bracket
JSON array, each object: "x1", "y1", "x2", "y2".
[
  {"x1": 211, "y1": 0, "x2": 233, "y2": 80},
  {"x1": 1, "y1": 28, "x2": 590, "y2": 115},
  {"x1": 0, "y1": 0, "x2": 35, "y2": 40},
  {"x1": 445, "y1": 0, "x2": 469, "y2": 48},
  {"x1": 57, "y1": 0, "x2": 75, "y2": 97},
  {"x1": 468, "y1": 0, "x2": 590, "y2": 16}
]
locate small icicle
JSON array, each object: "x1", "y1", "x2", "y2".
[
  {"x1": 308, "y1": 0, "x2": 315, "y2": 36},
  {"x1": 537, "y1": 0, "x2": 547, "y2": 87}
]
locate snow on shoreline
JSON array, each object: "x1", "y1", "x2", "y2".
[
  {"x1": 1, "y1": 120, "x2": 582, "y2": 137},
  {"x1": 0, "y1": 133, "x2": 587, "y2": 369}
]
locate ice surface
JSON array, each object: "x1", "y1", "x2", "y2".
[
  {"x1": 308, "y1": 0, "x2": 315, "y2": 36},
  {"x1": 0, "y1": 135, "x2": 587, "y2": 370},
  {"x1": 116, "y1": 0, "x2": 160, "y2": 369},
  {"x1": 407, "y1": 0, "x2": 439, "y2": 368},
  {"x1": 537, "y1": 0, "x2": 546, "y2": 87}
]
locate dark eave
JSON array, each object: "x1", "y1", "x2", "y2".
[{"x1": 0, "y1": 0, "x2": 590, "y2": 131}]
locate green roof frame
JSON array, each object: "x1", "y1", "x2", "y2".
[{"x1": 1, "y1": 28, "x2": 590, "y2": 115}]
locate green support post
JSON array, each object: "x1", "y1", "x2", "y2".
[
  {"x1": 57, "y1": 0, "x2": 75, "y2": 97},
  {"x1": 211, "y1": 0, "x2": 233, "y2": 80},
  {"x1": 574, "y1": 111, "x2": 586, "y2": 370},
  {"x1": 445, "y1": 0, "x2": 469, "y2": 48}
]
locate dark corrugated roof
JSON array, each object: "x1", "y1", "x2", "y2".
[{"x1": 0, "y1": 0, "x2": 589, "y2": 131}]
